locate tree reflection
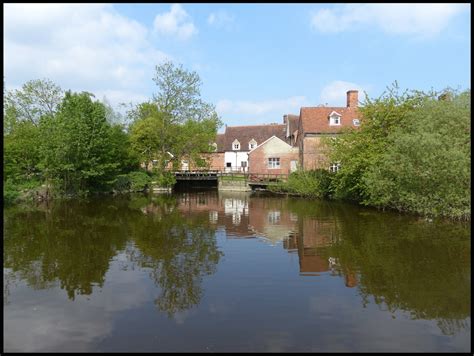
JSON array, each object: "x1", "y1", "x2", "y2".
[
  {"x1": 128, "y1": 194, "x2": 222, "y2": 317},
  {"x1": 286, "y1": 198, "x2": 471, "y2": 335},
  {"x1": 3, "y1": 198, "x2": 133, "y2": 300},
  {"x1": 4, "y1": 194, "x2": 223, "y2": 317}
]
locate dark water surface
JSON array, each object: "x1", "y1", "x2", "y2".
[{"x1": 3, "y1": 190, "x2": 471, "y2": 352}]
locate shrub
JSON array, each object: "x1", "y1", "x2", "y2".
[
  {"x1": 128, "y1": 171, "x2": 151, "y2": 192},
  {"x1": 151, "y1": 171, "x2": 176, "y2": 188},
  {"x1": 4, "y1": 180, "x2": 20, "y2": 206},
  {"x1": 113, "y1": 174, "x2": 131, "y2": 192},
  {"x1": 271, "y1": 169, "x2": 334, "y2": 198}
]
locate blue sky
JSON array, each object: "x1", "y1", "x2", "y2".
[{"x1": 4, "y1": 3, "x2": 471, "y2": 130}]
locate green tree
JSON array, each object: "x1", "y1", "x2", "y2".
[
  {"x1": 147, "y1": 61, "x2": 221, "y2": 170},
  {"x1": 128, "y1": 102, "x2": 173, "y2": 171},
  {"x1": 39, "y1": 91, "x2": 123, "y2": 194},
  {"x1": 328, "y1": 83, "x2": 433, "y2": 202},
  {"x1": 362, "y1": 89, "x2": 470, "y2": 219},
  {"x1": 327, "y1": 83, "x2": 470, "y2": 220},
  {"x1": 4, "y1": 78, "x2": 63, "y2": 127}
]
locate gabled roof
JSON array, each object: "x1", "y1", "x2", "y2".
[
  {"x1": 248, "y1": 135, "x2": 292, "y2": 154},
  {"x1": 215, "y1": 133, "x2": 225, "y2": 152},
  {"x1": 223, "y1": 124, "x2": 287, "y2": 151},
  {"x1": 300, "y1": 106, "x2": 359, "y2": 134}
]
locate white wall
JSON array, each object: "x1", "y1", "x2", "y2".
[{"x1": 224, "y1": 151, "x2": 249, "y2": 171}]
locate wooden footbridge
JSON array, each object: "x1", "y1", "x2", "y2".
[{"x1": 173, "y1": 170, "x2": 289, "y2": 187}]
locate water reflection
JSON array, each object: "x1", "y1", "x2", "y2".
[
  {"x1": 129, "y1": 194, "x2": 222, "y2": 317},
  {"x1": 3, "y1": 190, "x2": 471, "y2": 351}
]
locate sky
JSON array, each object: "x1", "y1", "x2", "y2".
[{"x1": 4, "y1": 3, "x2": 471, "y2": 130}]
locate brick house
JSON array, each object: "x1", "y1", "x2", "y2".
[
  {"x1": 248, "y1": 136, "x2": 299, "y2": 175},
  {"x1": 205, "y1": 89, "x2": 359, "y2": 174},
  {"x1": 296, "y1": 90, "x2": 360, "y2": 171},
  {"x1": 216, "y1": 123, "x2": 288, "y2": 172}
]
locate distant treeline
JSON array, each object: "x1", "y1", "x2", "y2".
[{"x1": 4, "y1": 62, "x2": 222, "y2": 204}]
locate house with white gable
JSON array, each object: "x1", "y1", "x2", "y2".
[{"x1": 248, "y1": 135, "x2": 299, "y2": 175}]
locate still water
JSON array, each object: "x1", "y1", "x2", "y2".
[{"x1": 3, "y1": 190, "x2": 471, "y2": 352}]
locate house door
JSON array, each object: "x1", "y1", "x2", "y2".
[{"x1": 290, "y1": 160, "x2": 298, "y2": 172}]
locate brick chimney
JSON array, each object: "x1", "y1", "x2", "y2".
[{"x1": 346, "y1": 90, "x2": 358, "y2": 108}]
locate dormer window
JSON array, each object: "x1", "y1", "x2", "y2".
[
  {"x1": 353, "y1": 119, "x2": 360, "y2": 126},
  {"x1": 329, "y1": 111, "x2": 342, "y2": 126},
  {"x1": 249, "y1": 139, "x2": 257, "y2": 150},
  {"x1": 232, "y1": 139, "x2": 240, "y2": 150}
]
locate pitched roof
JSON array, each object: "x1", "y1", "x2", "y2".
[
  {"x1": 223, "y1": 124, "x2": 287, "y2": 151},
  {"x1": 300, "y1": 106, "x2": 359, "y2": 134},
  {"x1": 215, "y1": 133, "x2": 225, "y2": 152},
  {"x1": 248, "y1": 135, "x2": 292, "y2": 154}
]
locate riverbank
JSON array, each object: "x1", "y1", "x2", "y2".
[{"x1": 268, "y1": 170, "x2": 470, "y2": 222}]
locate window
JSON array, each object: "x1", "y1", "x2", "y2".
[
  {"x1": 241, "y1": 161, "x2": 247, "y2": 167},
  {"x1": 249, "y1": 139, "x2": 257, "y2": 150},
  {"x1": 268, "y1": 211, "x2": 281, "y2": 224},
  {"x1": 329, "y1": 115, "x2": 341, "y2": 126},
  {"x1": 329, "y1": 163, "x2": 341, "y2": 173},
  {"x1": 209, "y1": 211, "x2": 218, "y2": 223},
  {"x1": 232, "y1": 139, "x2": 240, "y2": 150},
  {"x1": 226, "y1": 162, "x2": 232, "y2": 168},
  {"x1": 353, "y1": 119, "x2": 360, "y2": 126},
  {"x1": 268, "y1": 157, "x2": 280, "y2": 169}
]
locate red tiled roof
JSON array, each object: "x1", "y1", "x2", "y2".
[
  {"x1": 216, "y1": 133, "x2": 225, "y2": 152},
  {"x1": 223, "y1": 124, "x2": 287, "y2": 151},
  {"x1": 300, "y1": 106, "x2": 359, "y2": 134}
]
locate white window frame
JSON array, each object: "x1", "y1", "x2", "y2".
[
  {"x1": 249, "y1": 139, "x2": 257, "y2": 150},
  {"x1": 268, "y1": 211, "x2": 281, "y2": 224},
  {"x1": 329, "y1": 163, "x2": 341, "y2": 173},
  {"x1": 232, "y1": 139, "x2": 240, "y2": 150},
  {"x1": 268, "y1": 157, "x2": 280, "y2": 169},
  {"x1": 329, "y1": 115, "x2": 341, "y2": 126},
  {"x1": 352, "y1": 118, "x2": 360, "y2": 126}
]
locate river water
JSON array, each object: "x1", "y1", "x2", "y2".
[{"x1": 3, "y1": 190, "x2": 471, "y2": 352}]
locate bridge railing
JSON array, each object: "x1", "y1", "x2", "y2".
[{"x1": 171, "y1": 169, "x2": 289, "y2": 183}]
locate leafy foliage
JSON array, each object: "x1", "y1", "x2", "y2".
[
  {"x1": 362, "y1": 90, "x2": 470, "y2": 219},
  {"x1": 271, "y1": 169, "x2": 334, "y2": 198},
  {"x1": 128, "y1": 171, "x2": 152, "y2": 192},
  {"x1": 132, "y1": 61, "x2": 222, "y2": 170},
  {"x1": 327, "y1": 83, "x2": 470, "y2": 220},
  {"x1": 38, "y1": 91, "x2": 125, "y2": 194},
  {"x1": 4, "y1": 78, "x2": 63, "y2": 127}
]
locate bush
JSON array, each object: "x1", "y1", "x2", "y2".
[
  {"x1": 151, "y1": 171, "x2": 176, "y2": 188},
  {"x1": 362, "y1": 91, "x2": 470, "y2": 220},
  {"x1": 113, "y1": 174, "x2": 131, "y2": 192},
  {"x1": 128, "y1": 171, "x2": 151, "y2": 192},
  {"x1": 271, "y1": 169, "x2": 334, "y2": 198},
  {"x1": 4, "y1": 180, "x2": 20, "y2": 206}
]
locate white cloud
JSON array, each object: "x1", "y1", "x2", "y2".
[
  {"x1": 319, "y1": 81, "x2": 368, "y2": 106},
  {"x1": 153, "y1": 4, "x2": 197, "y2": 40},
  {"x1": 216, "y1": 96, "x2": 308, "y2": 118},
  {"x1": 4, "y1": 4, "x2": 170, "y2": 110},
  {"x1": 310, "y1": 4, "x2": 469, "y2": 39},
  {"x1": 207, "y1": 10, "x2": 235, "y2": 30}
]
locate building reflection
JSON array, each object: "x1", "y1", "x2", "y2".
[
  {"x1": 176, "y1": 191, "x2": 255, "y2": 238},
  {"x1": 173, "y1": 191, "x2": 357, "y2": 287}
]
